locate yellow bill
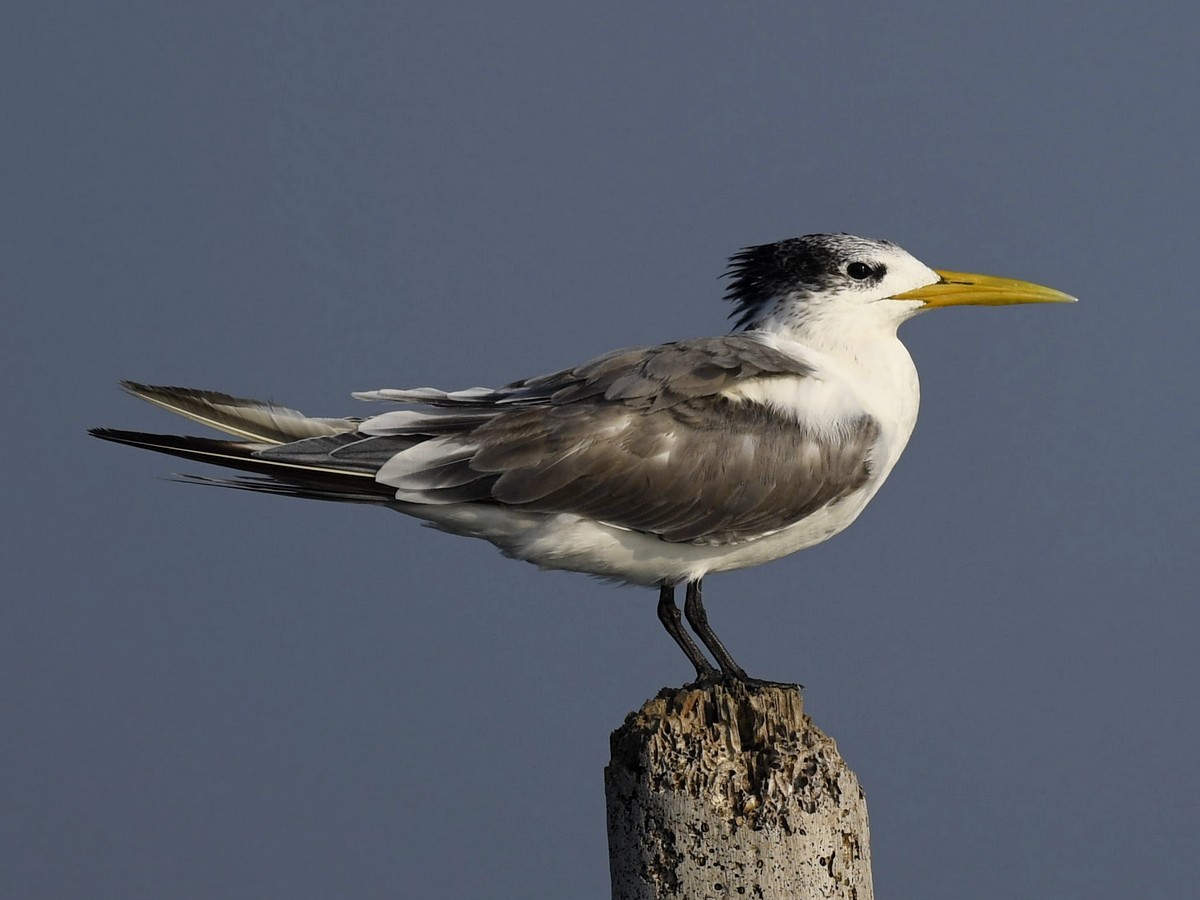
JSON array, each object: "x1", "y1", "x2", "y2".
[{"x1": 894, "y1": 270, "x2": 1076, "y2": 308}]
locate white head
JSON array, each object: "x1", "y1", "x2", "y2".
[{"x1": 723, "y1": 233, "x2": 1074, "y2": 340}]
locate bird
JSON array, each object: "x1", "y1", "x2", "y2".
[{"x1": 91, "y1": 233, "x2": 1073, "y2": 682}]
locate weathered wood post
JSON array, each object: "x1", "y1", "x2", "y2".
[{"x1": 605, "y1": 681, "x2": 872, "y2": 899}]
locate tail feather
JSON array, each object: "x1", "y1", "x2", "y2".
[
  {"x1": 89, "y1": 428, "x2": 270, "y2": 470},
  {"x1": 88, "y1": 428, "x2": 396, "y2": 503},
  {"x1": 118, "y1": 381, "x2": 358, "y2": 444},
  {"x1": 173, "y1": 473, "x2": 394, "y2": 505}
]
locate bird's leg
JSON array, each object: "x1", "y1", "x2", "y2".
[
  {"x1": 657, "y1": 585, "x2": 718, "y2": 681},
  {"x1": 683, "y1": 579, "x2": 749, "y2": 681}
]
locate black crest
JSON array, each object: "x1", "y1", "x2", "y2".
[{"x1": 723, "y1": 234, "x2": 889, "y2": 330}]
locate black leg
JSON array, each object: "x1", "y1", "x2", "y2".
[
  {"x1": 657, "y1": 585, "x2": 718, "y2": 680},
  {"x1": 684, "y1": 579, "x2": 749, "y2": 681}
]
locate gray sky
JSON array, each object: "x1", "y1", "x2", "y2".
[{"x1": 5, "y1": 3, "x2": 1198, "y2": 898}]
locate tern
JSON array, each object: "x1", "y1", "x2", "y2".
[{"x1": 91, "y1": 233, "x2": 1073, "y2": 681}]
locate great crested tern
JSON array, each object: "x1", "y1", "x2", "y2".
[{"x1": 91, "y1": 233, "x2": 1073, "y2": 681}]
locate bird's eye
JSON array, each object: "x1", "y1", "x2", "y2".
[{"x1": 847, "y1": 262, "x2": 874, "y2": 280}]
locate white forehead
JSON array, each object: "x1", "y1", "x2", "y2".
[{"x1": 862, "y1": 240, "x2": 940, "y2": 295}]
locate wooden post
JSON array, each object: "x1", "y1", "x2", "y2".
[{"x1": 605, "y1": 681, "x2": 873, "y2": 900}]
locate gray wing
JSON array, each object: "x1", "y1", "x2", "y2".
[
  {"x1": 264, "y1": 335, "x2": 882, "y2": 545},
  {"x1": 355, "y1": 333, "x2": 817, "y2": 411},
  {"x1": 118, "y1": 381, "x2": 358, "y2": 443}
]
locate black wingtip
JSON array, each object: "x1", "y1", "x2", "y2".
[
  {"x1": 118, "y1": 379, "x2": 162, "y2": 396},
  {"x1": 86, "y1": 427, "x2": 252, "y2": 461},
  {"x1": 89, "y1": 426, "x2": 184, "y2": 446},
  {"x1": 89, "y1": 426, "x2": 135, "y2": 443}
]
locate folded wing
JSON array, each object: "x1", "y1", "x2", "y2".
[
  {"x1": 94, "y1": 335, "x2": 882, "y2": 546},
  {"x1": 348, "y1": 335, "x2": 882, "y2": 544}
]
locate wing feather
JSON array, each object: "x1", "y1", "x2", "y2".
[
  {"x1": 101, "y1": 336, "x2": 880, "y2": 545},
  {"x1": 120, "y1": 381, "x2": 358, "y2": 444},
  {"x1": 354, "y1": 336, "x2": 880, "y2": 545}
]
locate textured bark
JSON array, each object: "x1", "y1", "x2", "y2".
[{"x1": 605, "y1": 682, "x2": 872, "y2": 900}]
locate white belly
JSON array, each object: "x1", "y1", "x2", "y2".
[
  {"x1": 495, "y1": 481, "x2": 883, "y2": 585},
  {"x1": 392, "y1": 439, "x2": 896, "y2": 587}
]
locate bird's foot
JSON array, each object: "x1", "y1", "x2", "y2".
[{"x1": 685, "y1": 670, "x2": 803, "y2": 692}]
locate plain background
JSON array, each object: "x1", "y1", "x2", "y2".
[{"x1": 5, "y1": 3, "x2": 1198, "y2": 898}]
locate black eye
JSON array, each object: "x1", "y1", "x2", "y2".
[{"x1": 847, "y1": 261, "x2": 874, "y2": 280}]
